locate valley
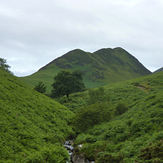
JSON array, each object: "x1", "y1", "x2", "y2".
[{"x1": 1, "y1": 50, "x2": 163, "y2": 162}]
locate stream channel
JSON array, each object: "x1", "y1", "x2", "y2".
[{"x1": 64, "y1": 140, "x2": 94, "y2": 163}]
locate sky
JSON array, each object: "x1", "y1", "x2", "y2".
[{"x1": 1, "y1": 0, "x2": 163, "y2": 76}]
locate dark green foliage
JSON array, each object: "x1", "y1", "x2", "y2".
[
  {"x1": 88, "y1": 86, "x2": 106, "y2": 104},
  {"x1": 67, "y1": 71, "x2": 163, "y2": 162},
  {"x1": 0, "y1": 69, "x2": 74, "y2": 162},
  {"x1": 34, "y1": 81, "x2": 47, "y2": 94},
  {"x1": 71, "y1": 103, "x2": 111, "y2": 132},
  {"x1": 138, "y1": 139, "x2": 163, "y2": 162},
  {"x1": 115, "y1": 101, "x2": 128, "y2": 115},
  {"x1": 70, "y1": 86, "x2": 110, "y2": 132},
  {"x1": 0, "y1": 58, "x2": 13, "y2": 74},
  {"x1": 96, "y1": 152, "x2": 124, "y2": 163},
  {"x1": 51, "y1": 70, "x2": 85, "y2": 98}
]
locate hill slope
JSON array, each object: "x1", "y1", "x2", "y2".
[
  {"x1": 20, "y1": 47, "x2": 151, "y2": 93},
  {"x1": 0, "y1": 69, "x2": 74, "y2": 163},
  {"x1": 60, "y1": 71, "x2": 163, "y2": 162}
]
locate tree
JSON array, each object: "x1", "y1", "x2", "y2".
[
  {"x1": 0, "y1": 58, "x2": 13, "y2": 74},
  {"x1": 34, "y1": 82, "x2": 47, "y2": 94},
  {"x1": 51, "y1": 70, "x2": 85, "y2": 98}
]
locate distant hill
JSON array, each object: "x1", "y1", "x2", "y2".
[
  {"x1": 20, "y1": 47, "x2": 151, "y2": 92},
  {"x1": 153, "y1": 67, "x2": 163, "y2": 73},
  {"x1": 0, "y1": 69, "x2": 74, "y2": 162}
]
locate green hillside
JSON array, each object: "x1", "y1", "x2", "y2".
[
  {"x1": 20, "y1": 47, "x2": 151, "y2": 93},
  {"x1": 0, "y1": 69, "x2": 74, "y2": 163},
  {"x1": 1, "y1": 61, "x2": 163, "y2": 162},
  {"x1": 58, "y1": 71, "x2": 163, "y2": 162}
]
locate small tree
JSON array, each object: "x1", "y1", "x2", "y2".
[
  {"x1": 34, "y1": 82, "x2": 47, "y2": 94},
  {"x1": 0, "y1": 58, "x2": 13, "y2": 74},
  {"x1": 51, "y1": 70, "x2": 85, "y2": 98}
]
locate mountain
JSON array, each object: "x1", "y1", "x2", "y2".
[
  {"x1": 20, "y1": 47, "x2": 151, "y2": 93},
  {"x1": 0, "y1": 69, "x2": 74, "y2": 162},
  {"x1": 153, "y1": 67, "x2": 163, "y2": 73}
]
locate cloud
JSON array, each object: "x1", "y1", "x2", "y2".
[{"x1": 0, "y1": 0, "x2": 163, "y2": 76}]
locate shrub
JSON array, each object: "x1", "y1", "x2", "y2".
[
  {"x1": 71, "y1": 103, "x2": 111, "y2": 132},
  {"x1": 34, "y1": 81, "x2": 47, "y2": 94},
  {"x1": 96, "y1": 152, "x2": 124, "y2": 163},
  {"x1": 138, "y1": 138, "x2": 163, "y2": 162},
  {"x1": 88, "y1": 86, "x2": 106, "y2": 104},
  {"x1": 115, "y1": 101, "x2": 128, "y2": 115}
]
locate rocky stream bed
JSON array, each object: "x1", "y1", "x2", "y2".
[{"x1": 64, "y1": 140, "x2": 95, "y2": 163}]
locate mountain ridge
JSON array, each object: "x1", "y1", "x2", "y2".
[
  {"x1": 154, "y1": 67, "x2": 163, "y2": 73},
  {"x1": 20, "y1": 47, "x2": 151, "y2": 92}
]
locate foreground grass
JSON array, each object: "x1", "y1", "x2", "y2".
[{"x1": 0, "y1": 69, "x2": 75, "y2": 163}]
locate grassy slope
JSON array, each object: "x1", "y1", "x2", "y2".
[
  {"x1": 59, "y1": 71, "x2": 163, "y2": 162},
  {"x1": 0, "y1": 69, "x2": 74, "y2": 163},
  {"x1": 20, "y1": 47, "x2": 151, "y2": 93}
]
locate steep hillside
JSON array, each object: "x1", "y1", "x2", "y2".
[
  {"x1": 0, "y1": 69, "x2": 74, "y2": 163},
  {"x1": 59, "y1": 71, "x2": 163, "y2": 162},
  {"x1": 20, "y1": 47, "x2": 151, "y2": 93}
]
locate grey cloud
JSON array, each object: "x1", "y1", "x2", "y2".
[{"x1": 0, "y1": 0, "x2": 163, "y2": 76}]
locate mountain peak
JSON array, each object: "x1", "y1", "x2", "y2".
[{"x1": 21, "y1": 47, "x2": 151, "y2": 91}]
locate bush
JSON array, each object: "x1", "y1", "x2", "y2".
[
  {"x1": 138, "y1": 138, "x2": 163, "y2": 162},
  {"x1": 88, "y1": 86, "x2": 106, "y2": 104},
  {"x1": 96, "y1": 152, "x2": 124, "y2": 163},
  {"x1": 71, "y1": 103, "x2": 111, "y2": 132},
  {"x1": 34, "y1": 81, "x2": 47, "y2": 94},
  {"x1": 115, "y1": 101, "x2": 128, "y2": 115}
]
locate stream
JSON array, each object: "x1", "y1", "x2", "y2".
[{"x1": 64, "y1": 140, "x2": 94, "y2": 163}]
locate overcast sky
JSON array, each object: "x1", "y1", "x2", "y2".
[{"x1": 1, "y1": 0, "x2": 163, "y2": 76}]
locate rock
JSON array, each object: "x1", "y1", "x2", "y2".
[
  {"x1": 71, "y1": 153, "x2": 89, "y2": 163},
  {"x1": 77, "y1": 144, "x2": 83, "y2": 149}
]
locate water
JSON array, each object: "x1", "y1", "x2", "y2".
[
  {"x1": 64, "y1": 140, "x2": 93, "y2": 163},
  {"x1": 64, "y1": 140, "x2": 74, "y2": 163}
]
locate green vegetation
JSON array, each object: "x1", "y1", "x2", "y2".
[
  {"x1": 57, "y1": 71, "x2": 163, "y2": 162},
  {"x1": 0, "y1": 69, "x2": 75, "y2": 163},
  {"x1": 2, "y1": 56, "x2": 163, "y2": 162},
  {"x1": 137, "y1": 138, "x2": 163, "y2": 162},
  {"x1": 96, "y1": 153, "x2": 124, "y2": 163},
  {"x1": 71, "y1": 103, "x2": 111, "y2": 133},
  {"x1": 51, "y1": 70, "x2": 85, "y2": 98},
  {"x1": 0, "y1": 58, "x2": 13, "y2": 74},
  {"x1": 20, "y1": 48, "x2": 151, "y2": 93},
  {"x1": 34, "y1": 81, "x2": 47, "y2": 94}
]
